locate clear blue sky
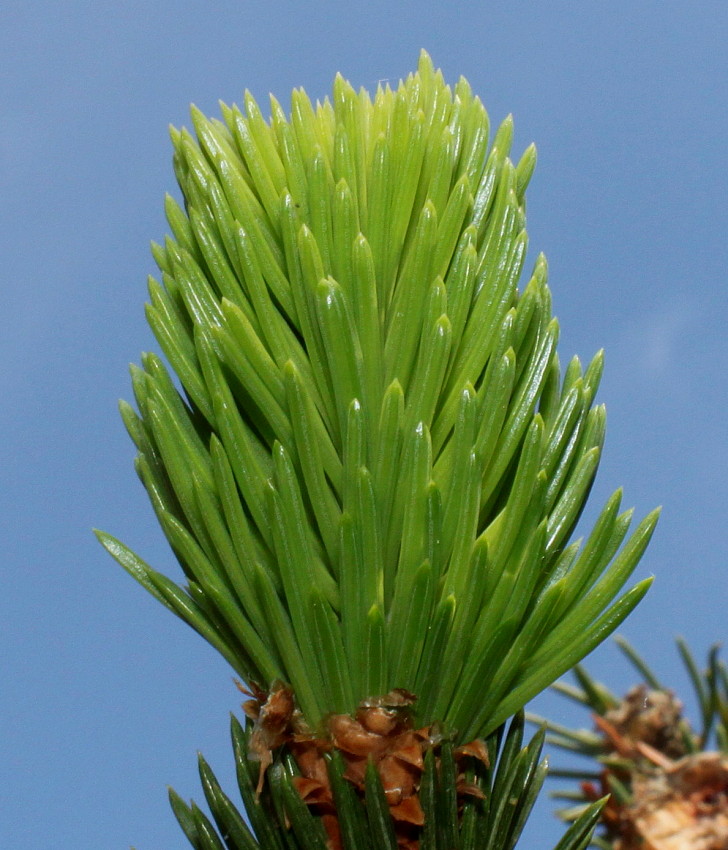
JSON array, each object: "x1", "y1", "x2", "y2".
[{"x1": 2, "y1": 2, "x2": 727, "y2": 847}]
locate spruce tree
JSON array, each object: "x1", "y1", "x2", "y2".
[{"x1": 98, "y1": 52, "x2": 658, "y2": 848}]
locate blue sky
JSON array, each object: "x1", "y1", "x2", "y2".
[{"x1": 2, "y1": 2, "x2": 727, "y2": 847}]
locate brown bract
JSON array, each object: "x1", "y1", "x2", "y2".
[
  {"x1": 237, "y1": 680, "x2": 298, "y2": 794},
  {"x1": 614, "y1": 753, "x2": 728, "y2": 850},
  {"x1": 603, "y1": 686, "x2": 688, "y2": 760},
  {"x1": 241, "y1": 686, "x2": 490, "y2": 850},
  {"x1": 581, "y1": 688, "x2": 728, "y2": 850}
]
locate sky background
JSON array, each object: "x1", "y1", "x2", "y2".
[{"x1": 2, "y1": 2, "x2": 727, "y2": 847}]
